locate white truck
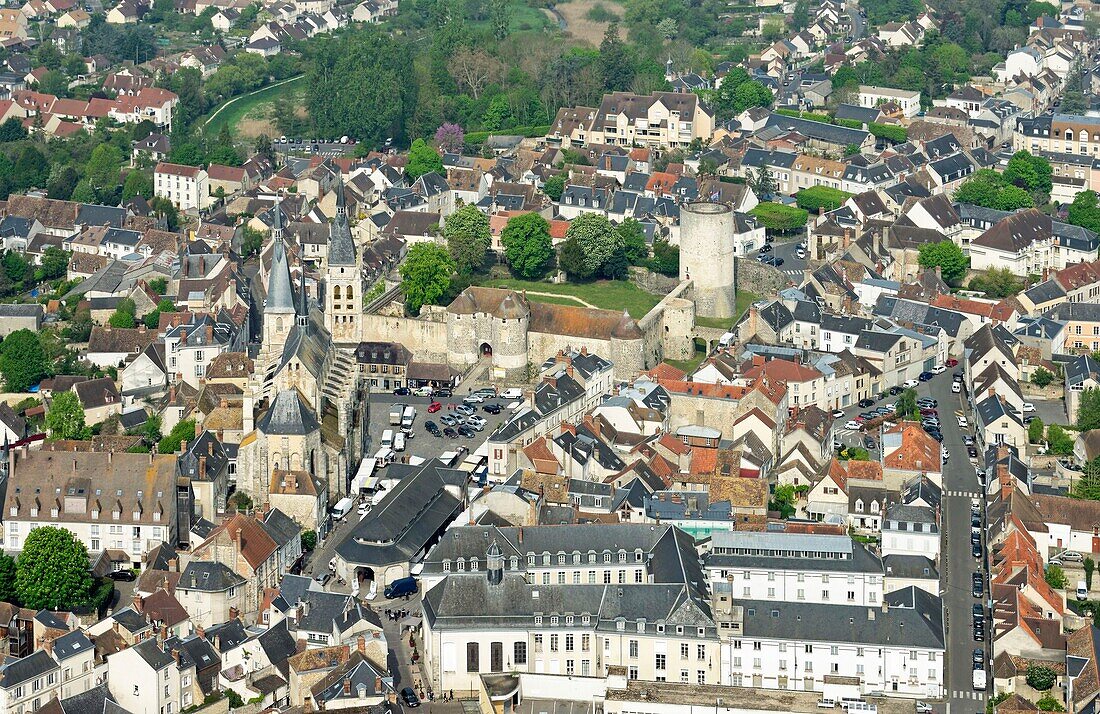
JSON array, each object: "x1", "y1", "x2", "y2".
[
  {"x1": 401, "y1": 405, "x2": 416, "y2": 429},
  {"x1": 973, "y1": 667, "x2": 987, "y2": 691},
  {"x1": 389, "y1": 403, "x2": 405, "y2": 425}
]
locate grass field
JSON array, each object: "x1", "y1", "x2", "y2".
[
  {"x1": 666, "y1": 345, "x2": 707, "y2": 374},
  {"x1": 482, "y1": 278, "x2": 662, "y2": 319},
  {"x1": 693, "y1": 290, "x2": 760, "y2": 331},
  {"x1": 205, "y1": 75, "x2": 306, "y2": 139},
  {"x1": 553, "y1": 0, "x2": 624, "y2": 45},
  {"x1": 468, "y1": 0, "x2": 554, "y2": 33}
]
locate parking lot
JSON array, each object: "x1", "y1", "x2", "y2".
[{"x1": 366, "y1": 391, "x2": 518, "y2": 465}]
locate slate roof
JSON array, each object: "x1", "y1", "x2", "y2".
[
  {"x1": 178, "y1": 561, "x2": 246, "y2": 593},
  {"x1": 257, "y1": 388, "x2": 320, "y2": 435}
]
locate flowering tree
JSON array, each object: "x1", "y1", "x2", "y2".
[{"x1": 435, "y1": 123, "x2": 465, "y2": 154}]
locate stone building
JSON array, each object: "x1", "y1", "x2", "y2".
[{"x1": 680, "y1": 201, "x2": 738, "y2": 319}]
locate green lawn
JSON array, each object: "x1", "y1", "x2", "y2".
[
  {"x1": 736, "y1": 289, "x2": 761, "y2": 318},
  {"x1": 469, "y1": 0, "x2": 553, "y2": 33},
  {"x1": 204, "y1": 74, "x2": 306, "y2": 136},
  {"x1": 481, "y1": 278, "x2": 662, "y2": 319},
  {"x1": 695, "y1": 315, "x2": 732, "y2": 330},
  {"x1": 666, "y1": 345, "x2": 707, "y2": 374}
]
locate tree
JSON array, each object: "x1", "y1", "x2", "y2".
[
  {"x1": 158, "y1": 419, "x2": 196, "y2": 454},
  {"x1": 749, "y1": 202, "x2": 808, "y2": 232},
  {"x1": 656, "y1": 17, "x2": 677, "y2": 40},
  {"x1": 400, "y1": 243, "x2": 456, "y2": 315},
  {"x1": 650, "y1": 238, "x2": 679, "y2": 276},
  {"x1": 565, "y1": 213, "x2": 621, "y2": 277},
  {"x1": 1026, "y1": 665, "x2": 1058, "y2": 692},
  {"x1": 0, "y1": 118, "x2": 26, "y2": 143},
  {"x1": 121, "y1": 171, "x2": 153, "y2": 202},
  {"x1": 1045, "y1": 563, "x2": 1068, "y2": 590},
  {"x1": 732, "y1": 81, "x2": 773, "y2": 114},
  {"x1": 15, "y1": 526, "x2": 93, "y2": 610},
  {"x1": 543, "y1": 175, "x2": 566, "y2": 201},
  {"x1": 955, "y1": 169, "x2": 1034, "y2": 211},
  {"x1": 501, "y1": 212, "x2": 554, "y2": 280},
  {"x1": 46, "y1": 391, "x2": 86, "y2": 440},
  {"x1": 791, "y1": 0, "x2": 810, "y2": 29},
  {"x1": 598, "y1": 23, "x2": 633, "y2": 91},
  {"x1": 1068, "y1": 191, "x2": 1100, "y2": 234},
  {"x1": 1028, "y1": 416, "x2": 1044, "y2": 444},
  {"x1": 1087, "y1": 556, "x2": 1096, "y2": 590},
  {"x1": 301, "y1": 530, "x2": 317, "y2": 551},
  {"x1": 616, "y1": 218, "x2": 649, "y2": 265},
  {"x1": 86, "y1": 143, "x2": 123, "y2": 200},
  {"x1": 969, "y1": 267, "x2": 1024, "y2": 298},
  {"x1": 2, "y1": 251, "x2": 28, "y2": 283},
  {"x1": 1032, "y1": 367, "x2": 1055, "y2": 387},
  {"x1": 1048, "y1": 424, "x2": 1075, "y2": 455},
  {"x1": 434, "y1": 122, "x2": 464, "y2": 154},
  {"x1": 0, "y1": 553, "x2": 14, "y2": 603},
  {"x1": 769, "y1": 484, "x2": 797, "y2": 518},
  {"x1": 406, "y1": 138, "x2": 443, "y2": 180},
  {"x1": 896, "y1": 388, "x2": 919, "y2": 420},
  {"x1": 108, "y1": 309, "x2": 136, "y2": 328},
  {"x1": 1004, "y1": 150, "x2": 1052, "y2": 193},
  {"x1": 1074, "y1": 455, "x2": 1100, "y2": 500},
  {"x1": 558, "y1": 236, "x2": 593, "y2": 281},
  {"x1": 917, "y1": 241, "x2": 969, "y2": 285},
  {"x1": 13, "y1": 146, "x2": 49, "y2": 191},
  {"x1": 1080, "y1": 388, "x2": 1100, "y2": 432},
  {"x1": 0, "y1": 330, "x2": 47, "y2": 392},
  {"x1": 747, "y1": 167, "x2": 776, "y2": 200},
  {"x1": 241, "y1": 226, "x2": 265, "y2": 258},
  {"x1": 70, "y1": 181, "x2": 97, "y2": 204},
  {"x1": 444, "y1": 205, "x2": 490, "y2": 275},
  {"x1": 1061, "y1": 91, "x2": 1088, "y2": 115}
]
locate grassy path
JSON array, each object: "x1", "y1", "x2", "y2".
[{"x1": 204, "y1": 74, "x2": 305, "y2": 135}]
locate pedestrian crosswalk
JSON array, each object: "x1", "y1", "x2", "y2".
[
  {"x1": 945, "y1": 490, "x2": 981, "y2": 498},
  {"x1": 952, "y1": 690, "x2": 986, "y2": 701}
]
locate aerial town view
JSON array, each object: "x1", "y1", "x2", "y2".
[{"x1": 2, "y1": 0, "x2": 1100, "y2": 712}]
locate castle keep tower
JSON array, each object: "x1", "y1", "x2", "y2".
[{"x1": 680, "y1": 201, "x2": 737, "y2": 319}]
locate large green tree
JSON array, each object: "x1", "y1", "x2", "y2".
[
  {"x1": 444, "y1": 204, "x2": 490, "y2": 275},
  {"x1": 501, "y1": 212, "x2": 554, "y2": 280},
  {"x1": 749, "y1": 202, "x2": 807, "y2": 232},
  {"x1": 795, "y1": 186, "x2": 852, "y2": 213},
  {"x1": 158, "y1": 418, "x2": 196, "y2": 454},
  {"x1": 616, "y1": 218, "x2": 649, "y2": 265},
  {"x1": 558, "y1": 236, "x2": 593, "y2": 281},
  {"x1": 0, "y1": 553, "x2": 15, "y2": 603},
  {"x1": 0, "y1": 330, "x2": 48, "y2": 392},
  {"x1": 1068, "y1": 191, "x2": 1100, "y2": 234},
  {"x1": 564, "y1": 213, "x2": 621, "y2": 277},
  {"x1": 954, "y1": 169, "x2": 1034, "y2": 210},
  {"x1": 86, "y1": 144, "x2": 123, "y2": 200},
  {"x1": 400, "y1": 243, "x2": 457, "y2": 315},
  {"x1": 598, "y1": 23, "x2": 633, "y2": 91},
  {"x1": 1004, "y1": 150, "x2": 1052, "y2": 194},
  {"x1": 1079, "y1": 388, "x2": 1100, "y2": 431},
  {"x1": 406, "y1": 138, "x2": 443, "y2": 180},
  {"x1": 918, "y1": 241, "x2": 969, "y2": 285},
  {"x1": 15, "y1": 526, "x2": 93, "y2": 610},
  {"x1": 46, "y1": 391, "x2": 86, "y2": 441}
]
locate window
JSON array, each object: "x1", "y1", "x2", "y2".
[
  {"x1": 490, "y1": 642, "x2": 503, "y2": 672},
  {"x1": 681, "y1": 643, "x2": 689, "y2": 658},
  {"x1": 466, "y1": 643, "x2": 479, "y2": 672},
  {"x1": 565, "y1": 635, "x2": 574, "y2": 651},
  {"x1": 656, "y1": 654, "x2": 666, "y2": 670},
  {"x1": 628, "y1": 667, "x2": 639, "y2": 680},
  {"x1": 550, "y1": 635, "x2": 559, "y2": 652},
  {"x1": 697, "y1": 644, "x2": 706, "y2": 660},
  {"x1": 629, "y1": 640, "x2": 638, "y2": 658}
]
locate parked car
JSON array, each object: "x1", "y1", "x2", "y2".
[
  {"x1": 844, "y1": 420, "x2": 862, "y2": 430},
  {"x1": 435, "y1": 387, "x2": 453, "y2": 398},
  {"x1": 483, "y1": 402, "x2": 502, "y2": 414},
  {"x1": 958, "y1": 415, "x2": 969, "y2": 428},
  {"x1": 946, "y1": 358, "x2": 959, "y2": 367},
  {"x1": 457, "y1": 425, "x2": 475, "y2": 438},
  {"x1": 918, "y1": 371, "x2": 934, "y2": 381},
  {"x1": 427, "y1": 401, "x2": 442, "y2": 413},
  {"x1": 440, "y1": 414, "x2": 457, "y2": 426},
  {"x1": 857, "y1": 398, "x2": 875, "y2": 408},
  {"x1": 393, "y1": 387, "x2": 410, "y2": 396},
  {"x1": 463, "y1": 394, "x2": 485, "y2": 404},
  {"x1": 455, "y1": 405, "x2": 475, "y2": 416},
  {"x1": 863, "y1": 437, "x2": 876, "y2": 450},
  {"x1": 109, "y1": 570, "x2": 136, "y2": 582},
  {"x1": 889, "y1": 386, "x2": 903, "y2": 396},
  {"x1": 917, "y1": 398, "x2": 938, "y2": 407},
  {"x1": 927, "y1": 430, "x2": 944, "y2": 442},
  {"x1": 952, "y1": 381, "x2": 962, "y2": 394},
  {"x1": 1022, "y1": 402, "x2": 1036, "y2": 412},
  {"x1": 932, "y1": 365, "x2": 947, "y2": 374},
  {"x1": 443, "y1": 427, "x2": 458, "y2": 438},
  {"x1": 919, "y1": 408, "x2": 937, "y2": 416},
  {"x1": 759, "y1": 244, "x2": 773, "y2": 253},
  {"x1": 401, "y1": 688, "x2": 421, "y2": 708},
  {"x1": 972, "y1": 542, "x2": 983, "y2": 559},
  {"x1": 425, "y1": 420, "x2": 440, "y2": 435},
  {"x1": 967, "y1": 446, "x2": 979, "y2": 458},
  {"x1": 832, "y1": 409, "x2": 845, "y2": 418},
  {"x1": 467, "y1": 415, "x2": 488, "y2": 429},
  {"x1": 902, "y1": 379, "x2": 919, "y2": 388}
]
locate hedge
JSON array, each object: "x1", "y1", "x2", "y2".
[
  {"x1": 749, "y1": 202, "x2": 809, "y2": 232},
  {"x1": 465, "y1": 125, "x2": 551, "y2": 146},
  {"x1": 775, "y1": 108, "x2": 833, "y2": 124},
  {"x1": 869, "y1": 122, "x2": 907, "y2": 143},
  {"x1": 795, "y1": 186, "x2": 852, "y2": 213}
]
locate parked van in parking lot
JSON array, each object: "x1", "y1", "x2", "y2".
[
  {"x1": 1078, "y1": 581, "x2": 1089, "y2": 601},
  {"x1": 385, "y1": 576, "x2": 418, "y2": 599},
  {"x1": 381, "y1": 429, "x2": 394, "y2": 449}
]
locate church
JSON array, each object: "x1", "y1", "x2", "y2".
[{"x1": 236, "y1": 182, "x2": 367, "y2": 507}]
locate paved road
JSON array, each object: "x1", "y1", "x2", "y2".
[
  {"x1": 922, "y1": 373, "x2": 987, "y2": 713},
  {"x1": 848, "y1": 0, "x2": 866, "y2": 39},
  {"x1": 748, "y1": 239, "x2": 807, "y2": 281}
]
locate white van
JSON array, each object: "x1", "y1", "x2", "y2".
[
  {"x1": 500, "y1": 388, "x2": 522, "y2": 400},
  {"x1": 1078, "y1": 581, "x2": 1089, "y2": 601},
  {"x1": 393, "y1": 431, "x2": 406, "y2": 452},
  {"x1": 373, "y1": 447, "x2": 394, "y2": 466},
  {"x1": 401, "y1": 406, "x2": 416, "y2": 429},
  {"x1": 380, "y1": 429, "x2": 394, "y2": 449}
]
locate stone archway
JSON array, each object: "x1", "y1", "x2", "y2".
[{"x1": 480, "y1": 342, "x2": 493, "y2": 358}]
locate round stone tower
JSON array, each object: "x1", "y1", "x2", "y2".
[
  {"x1": 680, "y1": 201, "x2": 737, "y2": 319},
  {"x1": 491, "y1": 291, "x2": 530, "y2": 376}
]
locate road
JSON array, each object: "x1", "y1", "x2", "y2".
[
  {"x1": 749, "y1": 239, "x2": 807, "y2": 281},
  {"x1": 848, "y1": 1, "x2": 866, "y2": 39},
  {"x1": 922, "y1": 373, "x2": 987, "y2": 713}
]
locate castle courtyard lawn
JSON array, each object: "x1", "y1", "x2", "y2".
[{"x1": 482, "y1": 278, "x2": 662, "y2": 319}]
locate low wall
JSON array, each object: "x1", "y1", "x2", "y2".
[
  {"x1": 629, "y1": 266, "x2": 682, "y2": 295},
  {"x1": 735, "y1": 257, "x2": 786, "y2": 299}
]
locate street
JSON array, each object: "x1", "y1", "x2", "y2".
[
  {"x1": 923, "y1": 373, "x2": 987, "y2": 713},
  {"x1": 750, "y1": 239, "x2": 807, "y2": 281}
]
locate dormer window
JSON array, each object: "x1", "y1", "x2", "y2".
[
  {"x1": 50, "y1": 508, "x2": 58, "y2": 518},
  {"x1": 30, "y1": 507, "x2": 37, "y2": 517},
  {"x1": 7, "y1": 506, "x2": 14, "y2": 516},
  {"x1": 91, "y1": 509, "x2": 99, "y2": 519}
]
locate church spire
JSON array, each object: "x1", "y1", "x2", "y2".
[
  {"x1": 272, "y1": 195, "x2": 284, "y2": 239},
  {"x1": 335, "y1": 173, "x2": 346, "y2": 217},
  {"x1": 265, "y1": 230, "x2": 295, "y2": 316},
  {"x1": 297, "y1": 266, "x2": 308, "y2": 326}
]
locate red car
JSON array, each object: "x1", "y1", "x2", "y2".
[
  {"x1": 427, "y1": 401, "x2": 442, "y2": 413},
  {"x1": 920, "y1": 408, "x2": 937, "y2": 416},
  {"x1": 946, "y1": 358, "x2": 958, "y2": 367}
]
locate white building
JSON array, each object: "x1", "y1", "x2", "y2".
[
  {"x1": 107, "y1": 639, "x2": 184, "y2": 714},
  {"x1": 703, "y1": 531, "x2": 885, "y2": 607},
  {"x1": 155, "y1": 162, "x2": 209, "y2": 211},
  {"x1": 714, "y1": 586, "x2": 945, "y2": 698},
  {"x1": 858, "y1": 86, "x2": 921, "y2": 118},
  {"x1": 163, "y1": 313, "x2": 241, "y2": 388},
  {"x1": 880, "y1": 504, "x2": 940, "y2": 560}
]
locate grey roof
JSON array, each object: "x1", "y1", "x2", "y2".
[
  {"x1": 975, "y1": 394, "x2": 1022, "y2": 429},
  {"x1": 52, "y1": 629, "x2": 94, "y2": 661},
  {"x1": 54, "y1": 684, "x2": 121, "y2": 714},
  {"x1": 1065, "y1": 354, "x2": 1100, "y2": 388},
  {"x1": 854, "y1": 329, "x2": 903, "y2": 353},
  {"x1": 0, "y1": 303, "x2": 44, "y2": 318},
  {"x1": 179, "y1": 429, "x2": 228, "y2": 481},
  {"x1": 262, "y1": 507, "x2": 300, "y2": 548},
  {"x1": 834, "y1": 104, "x2": 881, "y2": 123},
  {"x1": 0, "y1": 649, "x2": 55, "y2": 688},
  {"x1": 265, "y1": 235, "x2": 295, "y2": 315},
  {"x1": 257, "y1": 389, "x2": 320, "y2": 435},
  {"x1": 132, "y1": 638, "x2": 176, "y2": 670},
  {"x1": 336, "y1": 460, "x2": 466, "y2": 567},
  {"x1": 179, "y1": 560, "x2": 246, "y2": 593},
  {"x1": 328, "y1": 175, "x2": 357, "y2": 266},
  {"x1": 256, "y1": 620, "x2": 297, "y2": 664},
  {"x1": 76, "y1": 204, "x2": 126, "y2": 229},
  {"x1": 733, "y1": 585, "x2": 943, "y2": 649},
  {"x1": 1045, "y1": 302, "x2": 1100, "y2": 322},
  {"x1": 882, "y1": 554, "x2": 938, "y2": 580},
  {"x1": 203, "y1": 619, "x2": 248, "y2": 652},
  {"x1": 166, "y1": 633, "x2": 220, "y2": 672},
  {"x1": 1023, "y1": 279, "x2": 1067, "y2": 305},
  {"x1": 884, "y1": 503, "x2": 938, "y2": 527}
]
